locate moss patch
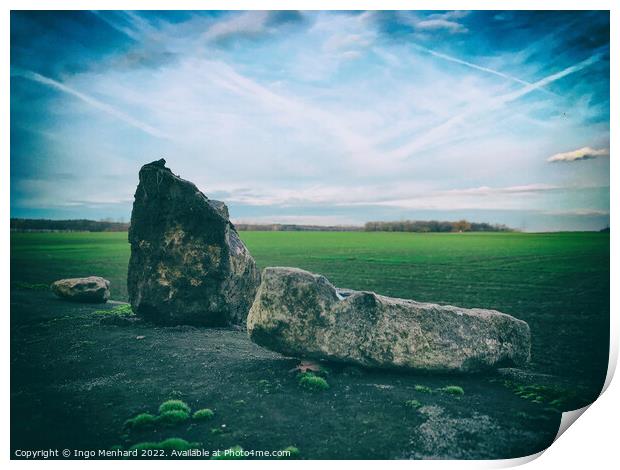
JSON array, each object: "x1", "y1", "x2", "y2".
[
  {"x1": 124, "y1": 412, "x2": 157, "y2": 430},
  {"x1": 298, "y1": 373, "x2": 330, "y2": 392},
  {"x1": 157, "y1": 409, "x2": 190, "y2": 425},
  {"x1": 440, "y1": 385, "x2": 465, "y2": 396},
  {"x1": 129, "y1": 438, "x2": 199, "y2": 452},
  {"x1": 503, "y1": 381, "x2": 581, "y2": 409},
  {"x1": 405, "y1": 399, "x2": 422, "y2": 409},
  {"x1": 192, "y1": 408, "x2": 215, "y2": 421},
  {"x1": 158, "y1": 399, "x2": 191, "y2": 414}
]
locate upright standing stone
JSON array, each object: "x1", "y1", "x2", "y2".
[{"x1": 128, "y1": 159, "x2": 260, "y2": 326}]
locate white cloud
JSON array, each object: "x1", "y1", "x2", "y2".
[
  {"x1": 415, "y1": 19, "x2": 468, "y2": 34},
  {"x1": 400, "y1": 11, "x2": 469, "y2": 34},
  {"x1": 547, "y1": 146, "x2": 609, "y2": 162},
  {"x1": 202, "y1": 11, "x2": 270, "y2": 43},
  {"x1": 206, "y1": 182, "x2": 593, "y2": 213}
]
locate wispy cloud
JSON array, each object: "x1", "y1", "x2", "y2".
[
  {"x1": 386, "y1": 53, "x2": 603, "y2": 161},
  {"x1": 205, "y1": 182, "x2": 598, "y2": 212},
  {"x1": 9, "y1": 11, "x2": 610, "y2": 230},
  {"x1": 543, "y1": 209, "x2": 609, "y2": 216},
  {"x1": 11, "y1": 68, "x2": 169, "y2": 139},
  {"x1": 547, "y1": 146, "x2": 609, "y2": 162},
  {"x1": 233, "y1": 214, "x2": 361, "y2": 226},
  {"x1": 202, "y1": 11, "x2": 270, "y2": 43}
]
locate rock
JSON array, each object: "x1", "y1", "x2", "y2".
[
  {"x1": 247, "y1": 267, "x2": 530, "y2": 372},
  {"x1": 127, "y1": 159, "x2": 260, "y2": 326},
  {"x1": 51, "y1": 276, "x2": 110, "y2": 303}
]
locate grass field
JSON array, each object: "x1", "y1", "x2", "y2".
[{"x1": 11, "y1": 231, "x2": 609, "y2": 386}]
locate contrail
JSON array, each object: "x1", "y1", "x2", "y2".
[
  {"x1": 413, "y1": 44, "x2": 536, "y2": 88},
  {"x1": 12, "y1": 68, "x2": 169, "y2": 139},
  {"x1": 500, "y1": 53, "x2": 602, "y2": 102},
  {"x1": 91, "y1": 11, "x2": 141, "y2": 41},
  {"x1": 388, "y1": 53, "x2": 602, "y2": 160}
]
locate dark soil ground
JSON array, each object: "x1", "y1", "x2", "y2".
[{"x1": 12, "y1": 289, "x2": 577, "y2": 460}]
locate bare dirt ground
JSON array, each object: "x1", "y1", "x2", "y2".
[{"x1": 10, "y1": 289, "x2": 576, "y2": 460}]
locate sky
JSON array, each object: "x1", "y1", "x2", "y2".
[{"x1": 10, "y1": 10, "x2": 610, "y2": 231}]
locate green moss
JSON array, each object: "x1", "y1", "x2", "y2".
[
  {"x1": 94, "y1": 304, "x2": 134, "y2": 317},
  {"x1": 193, "y1": 408, "x2": 215, "y2": 421},
  {"x1": 441, "y1": 385, "x2": 465, "y2": 396},
  {"x1": 405, "y1": 399, "x2": 422, "y2": 409},
  {"x1": 158, "y1": 438, "x2": 200, "y2": 451},
  {"x1": 129, "y1": 438, "x2": 199, "y2": 452},
  {"x1": 158, "y1": 399, "x2": 191, "y2": 414},
  {"x1": 298, "y1": 373, "x2": 330, "y2": 392},
  {"x1": 414, "y1": 385, "x2": 433, "y2": 394},
  {"x1": 504, "y1": 382, "x2": 579, "y2": 409},
  {"x1": 210, "y1": 427, "x2": 224, "y2": 436},
  {"x1": 124, "y1": 412, "x2": 157, "y2": 430},
  {"x1": 157, "y1": 409, "x2": 190, "y2": 425},
  {"x1": 279, "y1": 446, "x2": 300, "y2": 459},
  {"x1": 211, "y1": 445, "x2": 245, "y2": 460}
]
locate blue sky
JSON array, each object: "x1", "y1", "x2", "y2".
[{"x1": 10, "y1": 10, "x2": 610, "y2": 231}]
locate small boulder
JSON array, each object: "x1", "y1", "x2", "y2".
[
  {"x1": 247, "y1": 267, "x2": 530, "y2": 372},
  {"x1": 127, "y1": 159, "x2": 260, "y2": 326},
  {"x1": 51, "y1": 276, "x2": 110, "y2": 303}
]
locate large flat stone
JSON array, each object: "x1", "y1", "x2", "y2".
[{"x1": 247, "y1": 267, "x2": 531, "y2": 372}]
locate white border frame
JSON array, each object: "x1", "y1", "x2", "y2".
[{"x1": 3, "y1": 2, "x2": 616, "y2": 468}]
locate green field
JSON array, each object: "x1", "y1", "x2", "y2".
[{"x1": 11, "y1": 231, "x2": 609, "y2": 387}]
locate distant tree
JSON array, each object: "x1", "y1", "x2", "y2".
[{"x1": 452, "y1": 220, "x2": 472, "y2": 232}]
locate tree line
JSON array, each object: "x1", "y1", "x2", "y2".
[
  {"x1": 10, "y1": 218, "x2": 130, "y2": 232},
  {"x1": 364, "y1": 220, "x2": 513, "y2": 233},
  {"x1": 10, "y1": 218, "x2": 513, "y2": 233}
]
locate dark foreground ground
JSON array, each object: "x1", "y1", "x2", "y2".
[
  {"x1": 12, "y1": 289, "x2": 582, "y2": 460},
  {"x1": 11, "y1": 231, "x2": 609, "y2": 459}
]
